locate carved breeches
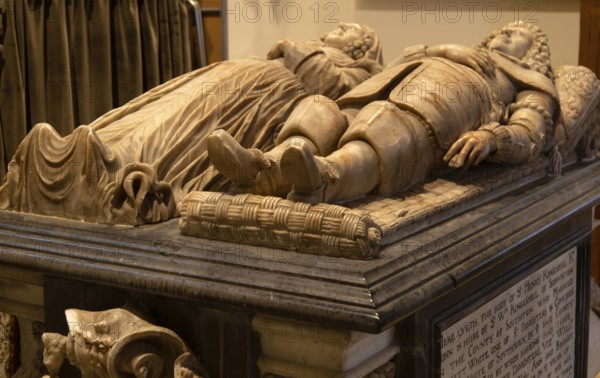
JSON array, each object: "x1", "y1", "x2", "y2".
[{"x1": 338, "y1": 101, "x2": 437, "y2": 194}]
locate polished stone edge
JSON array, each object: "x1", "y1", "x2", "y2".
[
  {"x1": 371, "y1": 162, "x2": 600, "y2": 327},
  {"x1": 0, "y1": 161, "x2": 599, "y2": 333}
]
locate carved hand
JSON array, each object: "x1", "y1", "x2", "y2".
[
  {"x1": 444, "y1": 130, "x2": 497, "y2": 169},
  {"x1": 427, "y1": 44, "x2": 495, "y2": 77},
  {"x1": 267, "y1": 39, "x2": 294, "y2": 60}
]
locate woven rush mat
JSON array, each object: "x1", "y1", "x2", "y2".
[
  {"x1": 179, "y1": 158, "x2": 550, "y2": 258},
  {"x1": 345, "y1": 158, "x2": 549, "y2": 245}
]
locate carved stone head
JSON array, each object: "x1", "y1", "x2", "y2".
[
  {"x1": 477, "y1": 20, "x2": 552, "y2": 79},
  {"x1": 321, "y1": 23, "x2": 382, "y2": 63},
  {"x1": 42, "y1": 308, "x2": 205, "y2": 378}
]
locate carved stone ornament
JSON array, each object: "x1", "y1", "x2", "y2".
[{"x1": 41, "y1": 308, "x2": 205, "y2": 378}]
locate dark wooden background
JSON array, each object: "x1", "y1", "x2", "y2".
[{"x1": 579, "y1": 0, "x2": 600, "y2": 285}]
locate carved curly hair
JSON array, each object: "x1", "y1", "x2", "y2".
[
  {"x1": 321, "y1": 23, "x2": 383, "y2": 64},
  {"x1": 476, "y1": 20, "x2": 553, "y2": 79}
]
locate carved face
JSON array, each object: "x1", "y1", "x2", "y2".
[
  {"x1": 322, "y1": 23, "x2": 365, "y2": 50},
  {"x1": 489, "y1": 27, "x2": 534, "y2": 59}
]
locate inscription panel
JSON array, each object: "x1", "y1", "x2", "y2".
[{"x1": 440, "y1": 248, "x2": 577, "y2": 378}]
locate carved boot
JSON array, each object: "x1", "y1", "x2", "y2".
[
  {"x1": 280, "y1": 138, "x2": 339, "y2": 204},
  {"x1": 207, "y1": 130, "x2": 288, "y2": 196}
]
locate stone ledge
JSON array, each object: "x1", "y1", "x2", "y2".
[{"x1": 0, "y1": 161, "x2": 598, "y2": 333}]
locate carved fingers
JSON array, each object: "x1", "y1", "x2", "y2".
[
  {"x1": 267, "y1": 39, "x2": 293, "y2": 60},
  {"x1": 267, "y1": 44, "x2": 283, "y2": 60},
  {"x1": 466, "y1": 48, "x2": 495, "y2": 78},
  {"x1": 434, "y1": 45, "x2": 495, "y2": 77},
  {"x1": 444, "y1": 131, "x2": 496, "y2": 169}
]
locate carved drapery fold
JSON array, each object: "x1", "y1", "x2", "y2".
[{"x1": 0, "y1": 0, "x2": 200, "y2": 178}]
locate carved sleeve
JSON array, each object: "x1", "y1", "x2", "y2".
[
  {"x1": 279, "y1": 40, "x2": 323, "y2": 72},
  {"x1": 386, "y1": 45, "x2": 428, "y2": 67},
  {"x1": 403, "y1": 44, "x2": 428, "y2": 61},
  {"x1": 291, "y1": 49, "x2": 372, "y2": 99},
  {"x1": 480, "y1": 90, "x2": 557, "y2": 164}
]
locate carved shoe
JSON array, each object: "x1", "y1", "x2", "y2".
[
  {"x1": 207, "y1": 130, "x2": 271, "y2": 192},
  {"x1": 280, "y1": 138, "x2": 338, "y2": 204}
]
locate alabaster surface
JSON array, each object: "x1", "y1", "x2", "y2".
[
  {"x1": 1, "y1": 21, "x2": 599, "y2": 259},
  {"x1": 0, "y1": 24, "x2": 382, "y2": 225},
  {"x1": 182, "y1": 21, "x2": 600, "y2": 258}
]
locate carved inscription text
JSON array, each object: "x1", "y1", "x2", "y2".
[{"x1": 440, "y1": 248, "x2": 577, "y2": 378}]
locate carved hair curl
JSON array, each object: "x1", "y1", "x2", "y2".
[
  {"x1": 343, "y1": 34, "x2": 375, "y2": 60},
  {"x1": 322, "y1": 24, "x2": 382, "y2": 64}
]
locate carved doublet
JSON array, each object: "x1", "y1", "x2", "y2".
[{"x1": 388, "y1": 58, "x2": 504, "y2": 150}]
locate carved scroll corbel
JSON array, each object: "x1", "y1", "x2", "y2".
[{"x1": 41, "y1": 308, "x2": 205, "y2": 378}]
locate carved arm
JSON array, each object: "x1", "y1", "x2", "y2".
[
  {"x1": 402, "y1": 44, "x2": 495, "y2": 77},
  {"x1": 481, "y1": 90, "x2": 557, "y2": 164},
  {"x1": 444, "y1": 90, "x2": 557, "y2": 169},
  {"x1": 269, "y1": 39, "x2": 376, "y2": 99}
]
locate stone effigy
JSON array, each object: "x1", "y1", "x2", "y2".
[
  {"x1": 0, "y1": 21, "x2": 598, "y2": 259},
  {"x1": 209, "y1": 21, "x2": 571, "y2": 202},
  {"x1": 0, "y1": 24, "x2": 382, "y2": 225},
  {"x1": 182, "y1": 21, "x2": 600, "y2": 258}
]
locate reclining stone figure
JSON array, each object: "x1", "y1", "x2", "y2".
[
  {"x1": 0, "y1": 24, "x2": 382, "y2": 225},
  {"x1": 209, "y1": 21, "x2": 590, "y2": 205}
]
